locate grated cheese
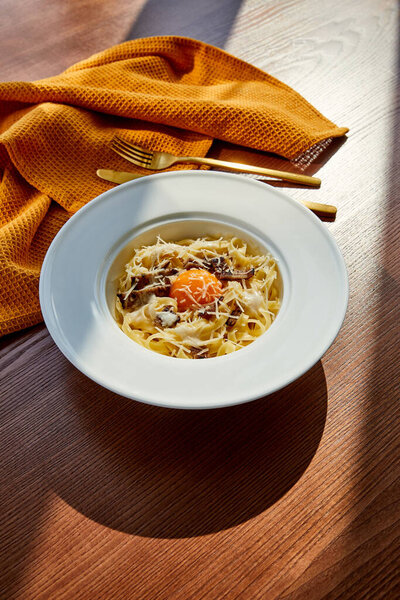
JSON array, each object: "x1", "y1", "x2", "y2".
[{"x1": 116, "y1": 235, "x2": 280, "y2": 359}]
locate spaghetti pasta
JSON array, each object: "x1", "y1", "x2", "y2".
[{"x1": 115, "y1": 236, "x2": 280, "y2": 358}]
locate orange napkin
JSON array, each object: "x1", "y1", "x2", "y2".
[{"x1": 0, "y1": 36, "x2": 348, "y2": 336}]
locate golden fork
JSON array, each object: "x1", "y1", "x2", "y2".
[{"x1": 111, "y1": 135, "x2": 321, "y2": 188}]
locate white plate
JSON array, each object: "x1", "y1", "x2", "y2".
[{"x1": 39, "y1": 171, "x2": 348, "y2": 409}]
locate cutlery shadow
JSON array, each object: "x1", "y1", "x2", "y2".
[
  {"x1": 48, "y1": 359, "x2": 328, "y2": 539},
  {"x1": 209, "y1": 136, "x2": 347, "y2": 177}
]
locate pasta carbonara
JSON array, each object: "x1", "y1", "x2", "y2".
[{"x1": 115, "y1": 236, "x2": 280, "y2": 358}]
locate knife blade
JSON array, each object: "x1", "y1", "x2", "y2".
[{"x1": 96, "y1": 169, "x2": 143, "y2": 184}]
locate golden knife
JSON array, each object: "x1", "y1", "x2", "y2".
[{"x1": 96, "y1": 169, "x2": 337, "y2": 218}]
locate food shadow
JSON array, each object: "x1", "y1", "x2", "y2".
[{"x1": 48, "y1": 357, "x2": 328, "y2": 539}]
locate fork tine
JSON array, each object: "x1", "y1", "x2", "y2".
[
  {"x1": 113, "y1": 136, "x2": 152, "y2": 158},
  {"x1": 111, "y1": 136, "x2": 147, "y2": 154},
  {"x1": 111, "y1": 146, "x2": 152, "y2": 167},
  {"x1": 111, "y1": 143, "x2": 151, "y2": 165},
  {"x1": 111, "y1": 139, "x2": 152, "y2": 166},
  {"x1": 111, "y1": 139, "x2": 152, "y2": 164}
]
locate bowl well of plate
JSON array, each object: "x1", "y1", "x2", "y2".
[{"x1": 39, "y1": 171, "x2": 348, "y2": 409}]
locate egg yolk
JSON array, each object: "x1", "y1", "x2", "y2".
[{"x1": 170, "y1": 269, "x2": 223, "y2": 310}]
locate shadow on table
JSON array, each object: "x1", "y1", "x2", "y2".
[
  {"x1": 125, "y1": 0, "x2": 243, "y2": 48},
  {"x1": 209, "y1": 136, "x2": 348, "y2": 179},
  {"x1": 49, "y1": 359, "x2": 327, "y2": 539}
]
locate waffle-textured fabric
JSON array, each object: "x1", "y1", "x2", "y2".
[{"x1": 0, "y1": 36, "x2": 348, "y2": 336}]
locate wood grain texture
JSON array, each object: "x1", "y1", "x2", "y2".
[{"x1": 0, "y1": 0, "x2": 399, "y2": 599}]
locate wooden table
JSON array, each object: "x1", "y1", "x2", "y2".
[{"x1": 1, "y1": 1, "x2": 399, "y2": 598}]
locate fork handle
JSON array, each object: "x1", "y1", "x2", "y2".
[{"x1": 179, "y1": 156, "x2": 321, "y2": 187}]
